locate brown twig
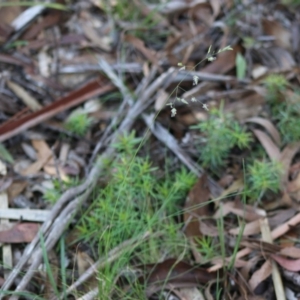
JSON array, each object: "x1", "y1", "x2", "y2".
[{"x1": 0, "y1": 77, "x2": 114, "y2": 142}]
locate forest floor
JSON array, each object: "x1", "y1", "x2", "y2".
[{"x1": 1, "y1": 0, "x2": 300, "y2": 299}]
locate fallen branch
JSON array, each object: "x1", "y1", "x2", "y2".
[
  {"x1": 98, "y1": 58, "x2": 222, "y2": 198},
  {"x1": 1, "y1": 65, "x2": 175, "y2": 297},
  {"x1": 0, "y1": 77, "x2": 114, "y2": 142}
]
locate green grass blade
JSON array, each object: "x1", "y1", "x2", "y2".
[{"x1": 39, "y1": 231, "x2": 60, "y2": 298}]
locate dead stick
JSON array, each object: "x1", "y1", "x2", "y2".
[{"x1": 2, "y1": 68, "x2": 175, "y2": 296}]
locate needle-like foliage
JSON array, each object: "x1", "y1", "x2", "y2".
[{"x1": 192, "y1": 106, "x2": 252, "y2": 168}]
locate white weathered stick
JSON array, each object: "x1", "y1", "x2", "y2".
[
  {"x1": 2, "y1": 66, "x2": 175, "y2": 297},
  {"x1": 0, "y1": 209, "x2": 50, "y2": 222}
]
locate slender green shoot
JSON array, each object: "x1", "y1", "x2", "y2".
[{"x1": 39, "y1": 232, "x2": 60, "y2": 298}]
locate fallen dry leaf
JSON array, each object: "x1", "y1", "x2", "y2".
[
  {"x1": 262, "y1": 19, "x2": 291, "y2": 50},
  {"x1": 6, "y1": 80, "x2": 42, "y2": 111},
  {"x1": 246, "y1": 117, "x2": 281, "y2": 146},
  {"x1": 218, "y1": 178, "x2": 244, "y2": 200},
  {"x1": 140, "y1": 258, "x2": 219, "y2": 288},
  {"x1": 249, "y1": 260, "x2": 272, "y2": 292},
  {"x1": 0, "y1": 2, "x2": 20, "y2": 24},
  {"x1": 81, "y1": 19, "x2": 112, "y2": 52},
  {"x1": 124, "y1": 34, "x2": 159, "y2": 66},
  {"x1": 252, "y1": 65, "x2": 268, "y2": 79},
  {"x1": 268, "y1": 47, "x2": 295, "y2": 70},
  {"x1": 225, "y1": 91, "x2": 264, "y2": 121},
  {"x1": 241, "y1": 238, "x2": 281, "y2": 254},
  {"x1": 280, "y1": 247, "x2": 300, "y2": 259},
  {"x1": 252, "y1": 129, "x2": 280, "y2": 161},
  {"x1": 199, "y1": 220, "x2": 219, "y2": 237},
  {"x1": 154, "y1": 89, "x2": 169, "y2": 111},
  {"x1": 201, "y1": 45, "x2": 242, "y2": 74},
  {"x1": 280, "y1": 143, "x2": 300, "y2": 187},
  {"x1": 190, "y1": 2, "x2": 214, "y2": 27},
  {"x1": 23, "y1": 10, "x2": 62, "y2": 40},
  {"x1": 184, "y1": 174, "x2": 212, "y2": 238},
  {"x1": 179, "y1": 287, "x2": 205, "y2": 300},
  {"x1": 271, "y1": 211, "x2": 300, "y2": 242},
  {"x1": 22, "y1": 140, "x2": 52, "y2": 175},
  {"x1": 214, "y1": 199, "x2": 265, "y2": 222},
  {"x1": 76, "y1": 250, "x2": 95, "y2": 276},
  {"x1": 229, "y1": 219, "x2": 260, "y2": 236},
  {"x1": 271, "y1": 255, "x2": 300, "y2": 272},
  {"x1": 268, "y1": 207, "x2": 296, "y2": 228},
  {"x1": 0, "y1": 223, "x2": 40, "y2": 243},
  {"x1": 7, "y1": 181, "x2": 28, "y2": 203},
  {"x1": 209, "y1": 0, "x2": 220, "y2": 18}
]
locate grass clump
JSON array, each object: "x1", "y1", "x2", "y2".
[
  {"x1": 275, "y1": 101, "x2": 300, "y2": 143},
  {"x1": 191, "y1": 105, "x2": 252, "y2": 168},
  {"x1": 103, "y1": 1, "x2": 162, "y2": 40},
  {"x1": 76, "y1": 131, "x2": 197, "y2": 297},
  {"x1": 65, "y1": 110, "x2": 93, "y2": 136},
  {"x1": 246, "y1": 159, "x2": 283, "y2": 201},
  {"x1": 77, "y1": 133, "x2": 196, "y2": 249},
  {"x1": 263, "y1": 74, "x2": 300, "y2": 143},
  {"x1": 195, "y1": 236, "x2": 218, "y2": 261},
  {"x1": 263, "y1": 74, "x2": 288, "y2": 101}
]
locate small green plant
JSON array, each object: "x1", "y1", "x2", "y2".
[
  {"x1": 263, "y1": 74, "x2": 300, "y2": 143},
  {"x1": 263, "y1": 74, "x2": 288, "y2": 103},
  {"x1": 103, "y1": 1, "x2": 161, "y2": 39},
  {"x1": 65, "y1": 110, "x2": 93, "y2": 136},
  {"x1": 76, "y1": 131, "x2": 197, "y2": 298},
  {"x1": 44, "y1": 178, "x2": 80, "y2": 204},
  {"x1": 191, "y1": 105, "x2": 252, "y2": 168},
  {"x1": 246, "y1": 159, "x2": 283, "y2": 201},
  {"x1": 43, "y1": 187, "x2": 61, "y2": 205},
  {"x1": 275, "y1": 101, "x2": 300, "y2": 143},
  {"x1": 195, "y1": 236, "x2": 218, "y2": 261}
]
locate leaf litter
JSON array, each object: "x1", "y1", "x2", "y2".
[{"x1": 1, "y1": 0, "x2": 300, "y2": 299}]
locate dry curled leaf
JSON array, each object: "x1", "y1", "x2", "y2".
[
  {"x1": 252, "y1": 129, "x2": 280, "y2": 161},
  {"x1": 246, "y1": 117, "x2": 281, "y2": 146},
  {"x1": 280, "y1": 143, "x2": 300, "y2": 187}
]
